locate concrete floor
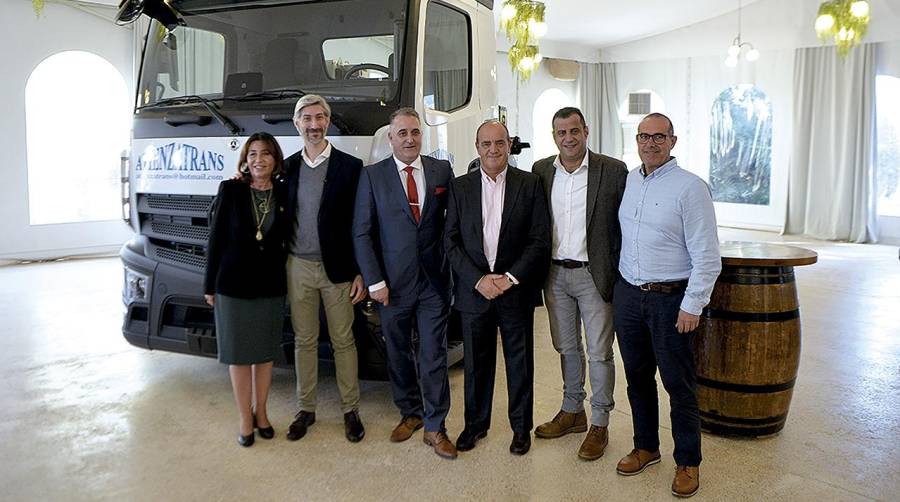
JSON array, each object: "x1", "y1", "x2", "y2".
[{"x1": 1, "y1": 230, "x2": 898, "y2": 501}]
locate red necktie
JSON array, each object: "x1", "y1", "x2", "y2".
[{"x1": 404, "y1": 166, "x2": 420, "y2": 224}]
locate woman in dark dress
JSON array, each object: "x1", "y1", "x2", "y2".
[{"x1": 204, "y1": 132, "x2": 288, "y2": 447}]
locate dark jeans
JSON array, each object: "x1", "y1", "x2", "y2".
[{"x1": 613, "y1": 279, "x2": 701, "y2": 467}]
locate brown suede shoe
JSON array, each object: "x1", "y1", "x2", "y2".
[
  {"x1": 423, "y1": 431, "x2": 458, "y2": 459},
  {"x1": 577, "y1": 425, "x2": 608, "y2": 461},
  {"x1": 534, "y1": 410, "x2": 587, "y2": 439},
  {"x1": 616, "y1": 448, "x2": 661, "y2": 476},
  {"x1": 390, "y1": 415, "x2": 424, "y2": 442},
  {"x1": 672, "y1": 465, "x2": 700, "y2": 498}
]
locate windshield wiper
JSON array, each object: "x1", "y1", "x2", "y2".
[
  {"x1": 228, "y1": 89, "x2": 307, "y2": 102},
  {"x1": 139, "y1": 95, "x2": 241, "y2": 135}
]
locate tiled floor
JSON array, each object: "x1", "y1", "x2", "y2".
[{"x1": 1, "y1": 230, "x2": 898, "y2": 500}]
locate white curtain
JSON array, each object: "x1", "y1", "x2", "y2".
[
  {"x1": 577, "y1": 62, "x2": 622, "y2": 158},
  {"x1": 787, "y1": 44, "x2": 877, "y2": 242}
]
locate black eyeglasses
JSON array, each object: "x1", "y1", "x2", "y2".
[{"x1": 636, "y1": 133, "x2": 671, "y2": 144}]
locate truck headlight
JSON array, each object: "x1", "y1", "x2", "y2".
[{"x1": 123, "y1": 267, "x2": 149, "y2": 304}]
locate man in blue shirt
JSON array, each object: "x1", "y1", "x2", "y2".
[{"x1": 614, "y1": 113, "x2": 721, "y2": 498}]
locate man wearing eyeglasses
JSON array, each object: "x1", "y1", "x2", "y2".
[{"x1": 614, "y1": 113, "x2": 720, "y2": 498}]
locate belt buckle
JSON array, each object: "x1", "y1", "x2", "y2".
[{"x1": 639, "y1": 283, "x2": 651, "y2": 292}]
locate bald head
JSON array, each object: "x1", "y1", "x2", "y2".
[{"x1": 475, "y1": 120, "x2": 511, "y2": 178}]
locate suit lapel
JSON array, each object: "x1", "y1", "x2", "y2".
[
  {"x1": 500, "y1": 166, "x2": 523, "y2": 237},
  {"x1": 384, "y1": 157, "x2": 417, "y2": 225},
  {"x1": 468, "y1": 171, "x2": 486, "y2": 262},
  {"x1": 420, "y1": 157, "x2": 437, "y2": 223},
  {"x1": 586, "y1": 152, "x2": 602, "y2": 230}
]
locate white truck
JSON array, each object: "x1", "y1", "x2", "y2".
[{"x1": 117, "y1": 0, "x2": 509, "y2": 378}]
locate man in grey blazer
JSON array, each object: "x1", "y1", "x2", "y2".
[
  {"x1": 532, "y1": 107, "x2": 628, "y2": 460},
  {"x1": 353, "y1": 108, "x2": 457, "y2": 459}
]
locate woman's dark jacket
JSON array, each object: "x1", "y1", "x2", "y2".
[{"x1": 204, "y1": 178, "x2": 289, "y2": 298}]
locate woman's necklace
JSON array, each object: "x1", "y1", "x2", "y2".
[{"x1": 250, "y1": 187, "x2": 273, "y2": 241}]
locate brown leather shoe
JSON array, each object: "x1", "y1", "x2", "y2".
[
  {"x1": 577, "y1": 425, "x2": 608, "y2": 461},
  {"x1": 616, "y1": 448, "x2": 661, "y2": 476},
  {"x1": 389, "y1": 415, "x2": 424, "y2": 443},
  {"x1": 672, "y1": 465, "x2": 700, "y2": 497},
  {"x1": 423, "y1": 431, "x2": 458, "y2": 459},
  {"x1": 534, "y1": 410, "x2": 587, "y2": 439}
]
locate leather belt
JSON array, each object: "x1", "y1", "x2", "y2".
[
  {"x1": 631, "y1": 280, "x2": 688, "y2": 294},
  {"x1": 552, "y1": 259, "x2": 589, "y2": 269}
]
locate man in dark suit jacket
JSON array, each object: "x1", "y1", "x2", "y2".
[
  {"x1": 531, "y1": 107, "x2": 628, "y2": 461},
  {"x1": 284, "y1": 95, "x2": 367, "y2": 444},
  {"x1": 353, "y1": 108, "x2": 457, "y2": 459},
  {"x1": 444, "y1": 120, "x2": 551, "y2": 456}
]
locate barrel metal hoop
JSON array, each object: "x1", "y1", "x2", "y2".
[
  {"x1": 699, "y1": 410, "x2": 789, "y2": 426},
  {"x1": 717, "y1": 267, "x2": 796, "y2": 285},
  {"x1": 700, "y1": 420, "x2": 785, "y2": 437},
  {"x1": 697, "y1": 376, "x2": 796, "y2": 393},
  {"x1": 702, "y1": 308, "x2": 800, "y2": 322}
]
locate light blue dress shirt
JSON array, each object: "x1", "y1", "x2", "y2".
[{"x1": 618, "y1": 157, "x2": 721, "y2": 315}]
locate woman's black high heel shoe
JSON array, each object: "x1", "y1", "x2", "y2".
[
  {"x1": 238, "y1": 432, "x2": 255, "y2": 447},
  {"x1": 253, "y1": 414, "x2": 275, "y2": 440}
]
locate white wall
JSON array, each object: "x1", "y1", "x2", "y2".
[
  {"x1": 0, "y1": 1, "x2": 134, "y2": 260},
  {"x1": 599, "y1": 0, "x2": 900, "y2": 237}
]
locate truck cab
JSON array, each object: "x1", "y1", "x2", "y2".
[{"x1": 119, "y1": 0, "x2": 498, "y2": 378}]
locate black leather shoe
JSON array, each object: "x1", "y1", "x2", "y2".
[
  {"x1": 456, "y1": 428, "x2": 488, "y2": 452},
  {"x1": 509, "y1": 432, "x2": 531, "y2": 455},
  {"x1": 253, "y1": 414, "x2": 275, "y2": 440},
  {"x1": 238, "y1": 432, "x2": 255, "y2": 447},
  {"x1": 286, "y1": 411, "x2": 316, "y2": 441},
  {"x1": 344, "y1": 410, "x2": 365, "y2": 443}
]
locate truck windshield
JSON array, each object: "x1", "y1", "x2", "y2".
[{"x1": 137, "y1": 0, "x2": 408, "y2": 110}]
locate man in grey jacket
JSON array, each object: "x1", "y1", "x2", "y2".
[{"x1": 532, "y1": 107, "x2": 627, "y2": 460}]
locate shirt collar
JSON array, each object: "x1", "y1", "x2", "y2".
[
  {"x1": 481, "y1": 166, "x2": 508, "y2": 185},
  {"x1": 393, "y1": 155, "x2": 423, "y2": 172},
  {"x1": 302, "y1": 141, "x2": 332, "y2": 168},
  {"x1": 640, "y1": 156, "x2": 678, "y2": 178},
  {"x1": 552, "y1": 150, "x2": 589, "y2": 175}
]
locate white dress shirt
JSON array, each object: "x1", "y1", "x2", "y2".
[
  {"x1": 368, "y1": 155, "x2": 427, "y2": 293},
  {"x1": 551, "y1": 151, "x2": 589, "y2": 261},
  {"x1": 302, "y1": 141, "x2": 332, "y2": 168},
  {"x1": 481, "y1": 167, "x2": 506, "y2": 272}
]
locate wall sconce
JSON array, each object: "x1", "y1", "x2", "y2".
[
  {"x1": 500, "y1": 0, "x2": 547, "y2": 81},
  {"x1": 815, "y1": 0, "x2": 870, "y2": 57}
]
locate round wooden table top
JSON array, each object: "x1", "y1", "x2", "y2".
[{"x1": 719, "y1": 241, "x2": 818, "y2": 267}]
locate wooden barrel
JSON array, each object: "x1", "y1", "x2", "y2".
[{"x1": 693, "y1": 264, "x2": 802, "y2": 437}]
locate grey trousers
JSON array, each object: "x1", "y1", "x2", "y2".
[{"x1": 543, "y1": 264, "x2": 615, "y2": 426}]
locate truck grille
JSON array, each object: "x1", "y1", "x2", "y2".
[{"x1": 138, "y1": 193, "x2": 214, "y2": 271}]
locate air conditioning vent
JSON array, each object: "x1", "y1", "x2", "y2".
[{"x1": 628, "y1": 92, "x2": 651, "y2": 115}]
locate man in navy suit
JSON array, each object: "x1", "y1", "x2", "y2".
[
  {"x1": 444, "y1": 120, "x2": 551, "y2": 456},
  {"x1": 353, "y1": 108, "x2": 457, "y2": 459}
]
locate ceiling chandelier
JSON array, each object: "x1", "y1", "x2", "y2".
[
  {"x1": 815, "y1": 0, "x2": 870, "y2": 57},
  {"x1": 724, "y1": 0, "x2": 759, "y2": 67},
  {"x1": 500, "y1": 0, "x2": 548, "y2": 81}
]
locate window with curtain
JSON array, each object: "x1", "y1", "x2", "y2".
[
  {"x1": 423, "y1": 2, "x2": 470, "y2": 112},
  {"x1": 26, "y1": 51, "x2": 131, "y2": 225},
  {"x1": 709, "y1": 85, "x2": 773, "y2": 205},
  {"x1": 876, "y1": 75, "x2": 900, "y2": 217}
]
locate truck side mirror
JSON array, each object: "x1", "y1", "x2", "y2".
[{"x1": 510, "y1": 136, "x2": 530, "y2": 155}]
